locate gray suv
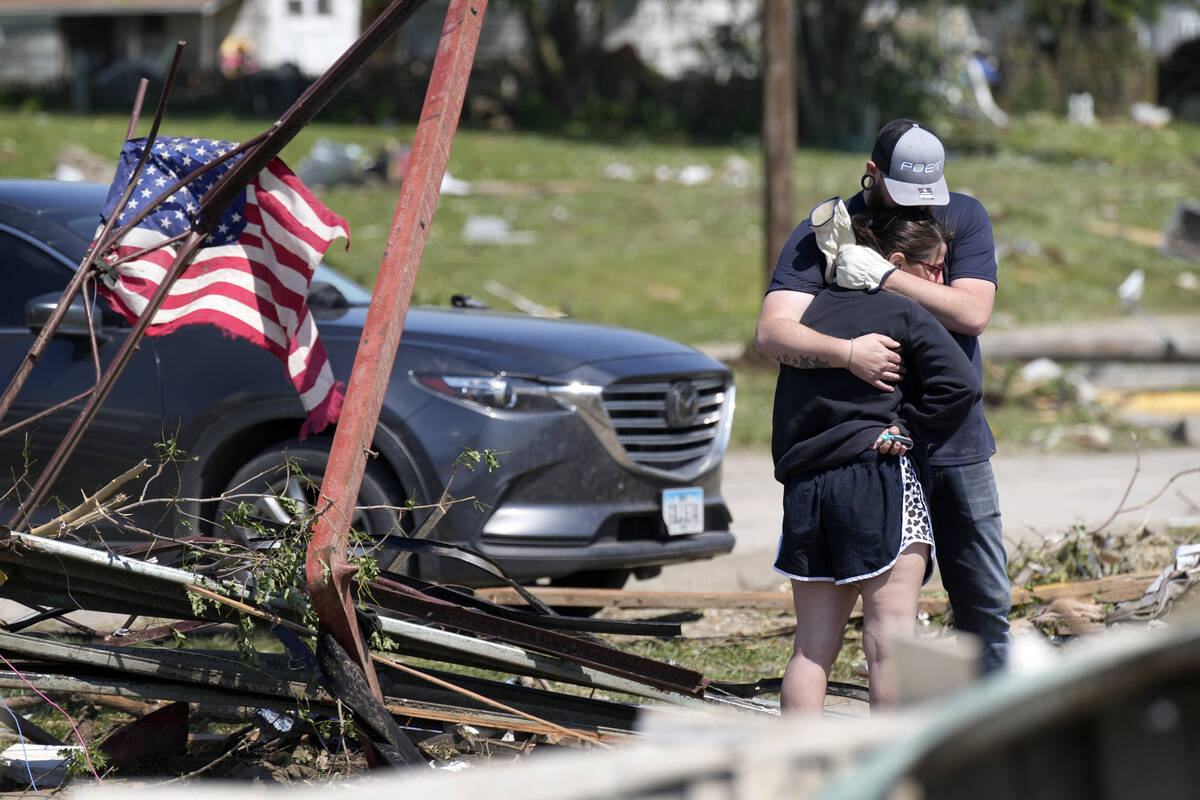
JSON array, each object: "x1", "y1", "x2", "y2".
[{"x1": 0, "y1": 179, "x2": 735, "y2": 587}]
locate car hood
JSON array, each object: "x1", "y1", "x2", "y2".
[{"x1": 317, "y1": 305, "x2": 717, "y2": 376}]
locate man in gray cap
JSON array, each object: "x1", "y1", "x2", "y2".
[{"x1": 756, "y1": 119, "x2": 1008, "y2": 672}]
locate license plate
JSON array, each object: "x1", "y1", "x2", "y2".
[{"x1": 662, "y1": 487, "x2": 704, "y2": 535}]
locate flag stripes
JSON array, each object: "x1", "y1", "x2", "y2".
[{"x1": 96, "y1": 136, "x2": 350, "y2": 437}]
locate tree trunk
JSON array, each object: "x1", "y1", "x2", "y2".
[{"x1": 763, "y1": 0, "x2": 796, "y2": 289}]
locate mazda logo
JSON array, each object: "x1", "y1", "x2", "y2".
[{"x1": 664, "y1": 381, "x2": 699, "y2": 429}]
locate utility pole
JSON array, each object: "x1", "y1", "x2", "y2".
[{"x1": 762, "y1": 0, "x2": 796, "y2": 287}]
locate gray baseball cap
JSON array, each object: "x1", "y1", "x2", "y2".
[{"x1": 871, "y1": 119, "x2": 949, "y2": 206}]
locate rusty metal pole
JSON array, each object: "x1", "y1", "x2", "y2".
[{"x1": 305, "y1": 0, "x2": 488, "y2": 699}]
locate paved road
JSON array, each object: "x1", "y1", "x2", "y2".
[{"x1": 640, "y1": 445, "x2": 1200, "y2": 594}]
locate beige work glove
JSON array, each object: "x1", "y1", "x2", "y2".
[
  {"x1": 835, "y1": 244, "x2": 897, "y2": 292},
  {"x1": 809, "y1": 197, "x2": 853, "y2": 283}
]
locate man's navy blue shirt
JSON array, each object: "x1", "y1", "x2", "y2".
[{"x1": 767, "y1": 190, "x2": 998, "y2": 466}]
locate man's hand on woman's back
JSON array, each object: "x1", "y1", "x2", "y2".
[{"x1": 848, "y1": 333, "x2": 904, "y2": 391}]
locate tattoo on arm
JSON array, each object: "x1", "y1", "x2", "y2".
[{"x1": 776, "y1": 354, "x2": 832, "y2": 369}]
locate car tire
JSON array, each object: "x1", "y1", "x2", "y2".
[{"x1": 216, "y1": 438, "x2": 408, "y2": 567}]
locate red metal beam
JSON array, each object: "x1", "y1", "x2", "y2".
[{"x1": 305, "y1": 0, "x2": 488, "y2": 700}]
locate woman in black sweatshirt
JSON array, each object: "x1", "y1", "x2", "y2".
[{"x1": 772, "y1": 207, "x2": 981, "y2": 712}]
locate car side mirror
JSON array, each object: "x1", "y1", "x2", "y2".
[
  {"x1": 308, "y1": 281, "x2": 349, "y2": 309},
  {"x1": 25, "y1": 291, "x2": 124, "y2": 340}
]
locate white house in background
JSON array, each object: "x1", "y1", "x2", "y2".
[
  {"x1": 220, "y1": 0, "x2": 359, "y2": 76},
  {"x1": 0, "y1": 0, "x2": 359, "y2": 84},
  {"x1": 602, "y1": 0, "x2": 757, "y2": 80}
]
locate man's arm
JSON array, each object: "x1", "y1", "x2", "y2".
[
  {"x1": 880, "y1": 273, "x2": 995, "y2": 336},
  {"x1": 754, "y1": 290, "x2": 903, "y2": 391}
]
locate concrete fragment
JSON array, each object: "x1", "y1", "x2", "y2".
[
  {"x1": 892, "y1": 633, "x2": 982, "y2": 705},
  {"x1": 1, "y1": 743, "x2": 81, "y2": 787}
]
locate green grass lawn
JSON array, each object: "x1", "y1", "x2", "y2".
[{"x1": 2, "y1": 109, "x2": 1197, "y2": 447}]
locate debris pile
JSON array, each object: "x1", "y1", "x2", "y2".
[
  {"x1": 2, "y1": 496, "x2": 1199, "y2": 791},
  {"x1": 0, "y1": 526, "x2": 781, "y2": 789},
  {"x1": 1007, "y1": 517, "x2": 1200, "y2": 641}
]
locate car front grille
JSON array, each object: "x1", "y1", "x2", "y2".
[{"x1": 600, "y1": 376, "x2": 732, "y2": 475}]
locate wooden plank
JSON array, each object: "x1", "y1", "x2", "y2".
[
  {"x1": 1013, "y1": 569, "x2": 1159, "y2": 606},
  {"x1": 475, "y1": 587, "x2": 796, "y2": 611},
  {"x1": 477, "y1": 571, "x2": 1158, "y2": 614},
  {"x1": 1086, "y1": 219, "x2": 1164, "y2": 248},
  {"x1": 474, "y1": 587, "x2": 936, "y2": 613}
]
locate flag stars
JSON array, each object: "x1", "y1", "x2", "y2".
[{"x1": 104, "y1": 137, "x2": 253, "y2": 246}]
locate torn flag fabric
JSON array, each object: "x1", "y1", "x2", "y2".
[{"x1": 95, "y1": 136, "x2": 350, "y2": 438}]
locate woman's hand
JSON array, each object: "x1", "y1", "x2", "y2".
[{"x1": 872, "y1": 426, "x2": 913, "y2": 456}]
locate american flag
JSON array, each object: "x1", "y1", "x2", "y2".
[{"x1": 95, "y1": 136, "x2": 350, "y2": 438}]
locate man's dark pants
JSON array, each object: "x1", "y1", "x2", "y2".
[{"x1": 928, "y1": 459, "x2": 1010, "y2": 672}]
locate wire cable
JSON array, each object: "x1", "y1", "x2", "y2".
[{"x1": 0, "y1": 693, "x2": 42, "y2": 796}]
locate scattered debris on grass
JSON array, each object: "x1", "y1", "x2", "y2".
[{"x1": 0, "y1": 455, "x2": 1195, "y2": 790}]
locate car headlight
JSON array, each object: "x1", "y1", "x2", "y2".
[{"x1": 415, "y1": 375, "x2": 600, "y2": 413}]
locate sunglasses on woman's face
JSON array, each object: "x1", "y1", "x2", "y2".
[{"x1": 918, "y1": 260, "x2": 944, "y2": 275}]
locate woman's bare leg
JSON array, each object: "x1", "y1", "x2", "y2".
[
  {"x1": 858, "y1": 544, "x2": 930, "y2": 708},
  {"x1": 781, "y1": 580, "x2": 861, "y2": 714}
]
